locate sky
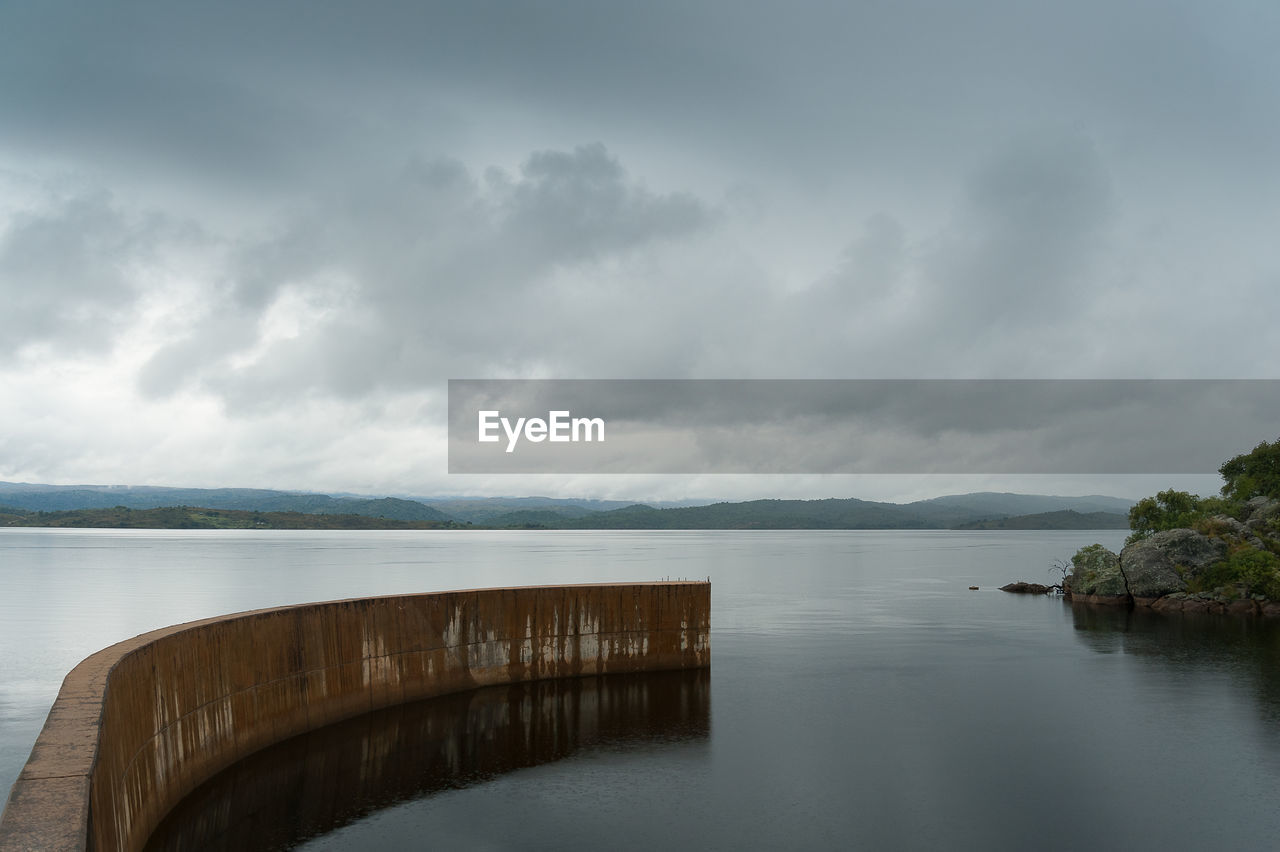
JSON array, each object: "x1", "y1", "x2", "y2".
[{"x1": 1, "y1": 0, "x2": 1276, "y2": 502}]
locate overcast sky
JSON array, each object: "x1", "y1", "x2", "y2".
[{"x1": 1, "y1": 0, "x2": 1275, "y2": 502}]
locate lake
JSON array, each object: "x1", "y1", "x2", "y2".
[{"x1": 4, "y1": 528, "x2": 1280, "y2": 850}]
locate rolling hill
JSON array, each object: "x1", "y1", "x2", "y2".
[{"x1": 0, "y1": 482, "x2": 1135, "y2": 530}]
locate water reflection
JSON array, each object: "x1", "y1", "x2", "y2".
[
  {"x1": 1069, "y1": 602, "x2": 1280, "y2": 729},
  {"x1": 145, "y1": 669, "x2": 710, "y2": 852}
]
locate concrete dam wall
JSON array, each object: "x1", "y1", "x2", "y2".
[{"x1": 0, "y1": 581, "x2": 711, "y2": 852}]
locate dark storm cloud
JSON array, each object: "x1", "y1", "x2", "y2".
[
  {"x1": 502, "y1": 145, "x2": 707, "y2": 264},
  {"x1": 6, "y1": 1, "x2": 1275, "y2": 195},
  {"x1": 136, "y1": 144, "x2": 712, "y2": 409},
  {"x1": 759, "y1": 131, "x2": 1115, "y2": 377},
  {"x1": 0, "y1": 2, "x2": 752, "y2": 193}
]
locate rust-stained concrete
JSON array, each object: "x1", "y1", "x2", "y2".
[{"x1": 0, "y1": 581, "x2": 710, "y2": 852}]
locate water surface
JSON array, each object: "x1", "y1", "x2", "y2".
[{"x1": 4, "y1": 528, "x2": 1279, "y2": 849}]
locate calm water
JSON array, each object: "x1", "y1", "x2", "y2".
[{"x1": 4, "y1": 528, "x2": 1280, "y2": 850}]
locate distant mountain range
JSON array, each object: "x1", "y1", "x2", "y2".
[
  {"x1": 0, "y1": 482, "x2": 1133, "y2": 530},
  {"x1": 0, "y1": 483, "x2": 454, "y2": 521},
  {"x1": 481, "y1": 495, "x2": 1132, "y2": 530}
]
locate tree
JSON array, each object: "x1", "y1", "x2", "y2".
[
  {"x1": 1219, "y1": 438, "x2": 1280, "y2": 502},
  {"x1": 1127, "y1": 489, "x2": 1204, "y2": 541}
]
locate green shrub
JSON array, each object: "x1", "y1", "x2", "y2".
[
  {"x1": 1186, "y1": 547, "x2": 1280, "y2": 598},
  {"x1": 1128, "y1": 490, "x2": 1207, "y2": 543},
  {"x1": 1226, "y1": 548, "x2": 1280, "y2": 599},
  {"x1": 1126, "y1": 489, "x2": 1247, "y2": 544},
  {"x1": 1220, "y1": 438, "x2": 1280, "y2": 502}
]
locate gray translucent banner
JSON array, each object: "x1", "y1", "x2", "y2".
[{"x1": 447, "y1": 380, "x2": 1280, "y2": 474}]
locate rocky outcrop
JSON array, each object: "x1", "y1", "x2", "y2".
[
  {"x1": 1149, "y1": 593, "x2": 1280, "y2": 616},
  {"x1": 1120, "y1": 529, "x2": 1228, "y2": 598},
  {"x1": 1000, "y1": 582, "x2": 1053, "y2": 594},
  {"x1": 1067, "y1": 544, "x2": 1126, "y2": 598},
  {"x1": 1065, "y1": 505, "x2": 1280, "y2": 616},
  {"x1": 1242, "y1": 496, "x2": 1280, "y2": 535}
]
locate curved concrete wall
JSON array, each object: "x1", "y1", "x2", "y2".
[{"x1": 0, "y1": 581, "x2": 710, "y2": 852}]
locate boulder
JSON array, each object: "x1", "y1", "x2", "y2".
[
  {"x1": 1149, "y1": 590, "x2": 1260, "y2": 615},
  {"x1": 1119, "y1": 529, "x2": 1228, "y2": 597},
  {"x1": 1239, "y1": 496, "x2": 1273, "y2": 521},
  {"x1": 1244, "y1": 498, "x2": 1280, "y2": 535},
  {"x1": 1182, "y1": 598, "x2": 1225, "y2": 615},
  {"x1": 1149, "y1": 593, "x2": 1186, "y2": 613},
  {"x1": 1000, "y1": 582, "x2": 1052, "y2": 594},
  {"x1": 1228, "y1": 599, "x2": 1261, "y2": 616},
  {"x1": 1071, "y1": 592, "x2": 1132, "y2": 606},
  {"x1": 1068, "y1": 544, "x2": 1125, "y2": 596}
]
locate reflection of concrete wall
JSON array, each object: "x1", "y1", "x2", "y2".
[
  {"x1": 148, "y1": 669, "x2": 711, "y2": 851},
  {"x1": 0, "y1": 582, "x2": 710, "y2": 852}
]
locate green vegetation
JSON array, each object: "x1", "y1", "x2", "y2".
[
  {"x1": 1073, "y1": 543, "x2": 1113, "y2": 564},
  {"x1": 1125, "y1": 437, "x2": 1280, "y2": 543},
  {"x1": 1219, "y1": 437, "x2": 1280, "y2": 502},
  {"x1": 955, "y1": 510, "x2": 1129, "y2": 530},
  {"x1": 1183, "y1": 546, "x2": 1280, "y2": 599},
  {"x1": 1126, "y1": 489, "x2": 1235, "y2": 543}
]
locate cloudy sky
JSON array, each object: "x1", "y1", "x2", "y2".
[{"x1": 1, "y1": 0, "x2": 1275, "y2": 502}]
